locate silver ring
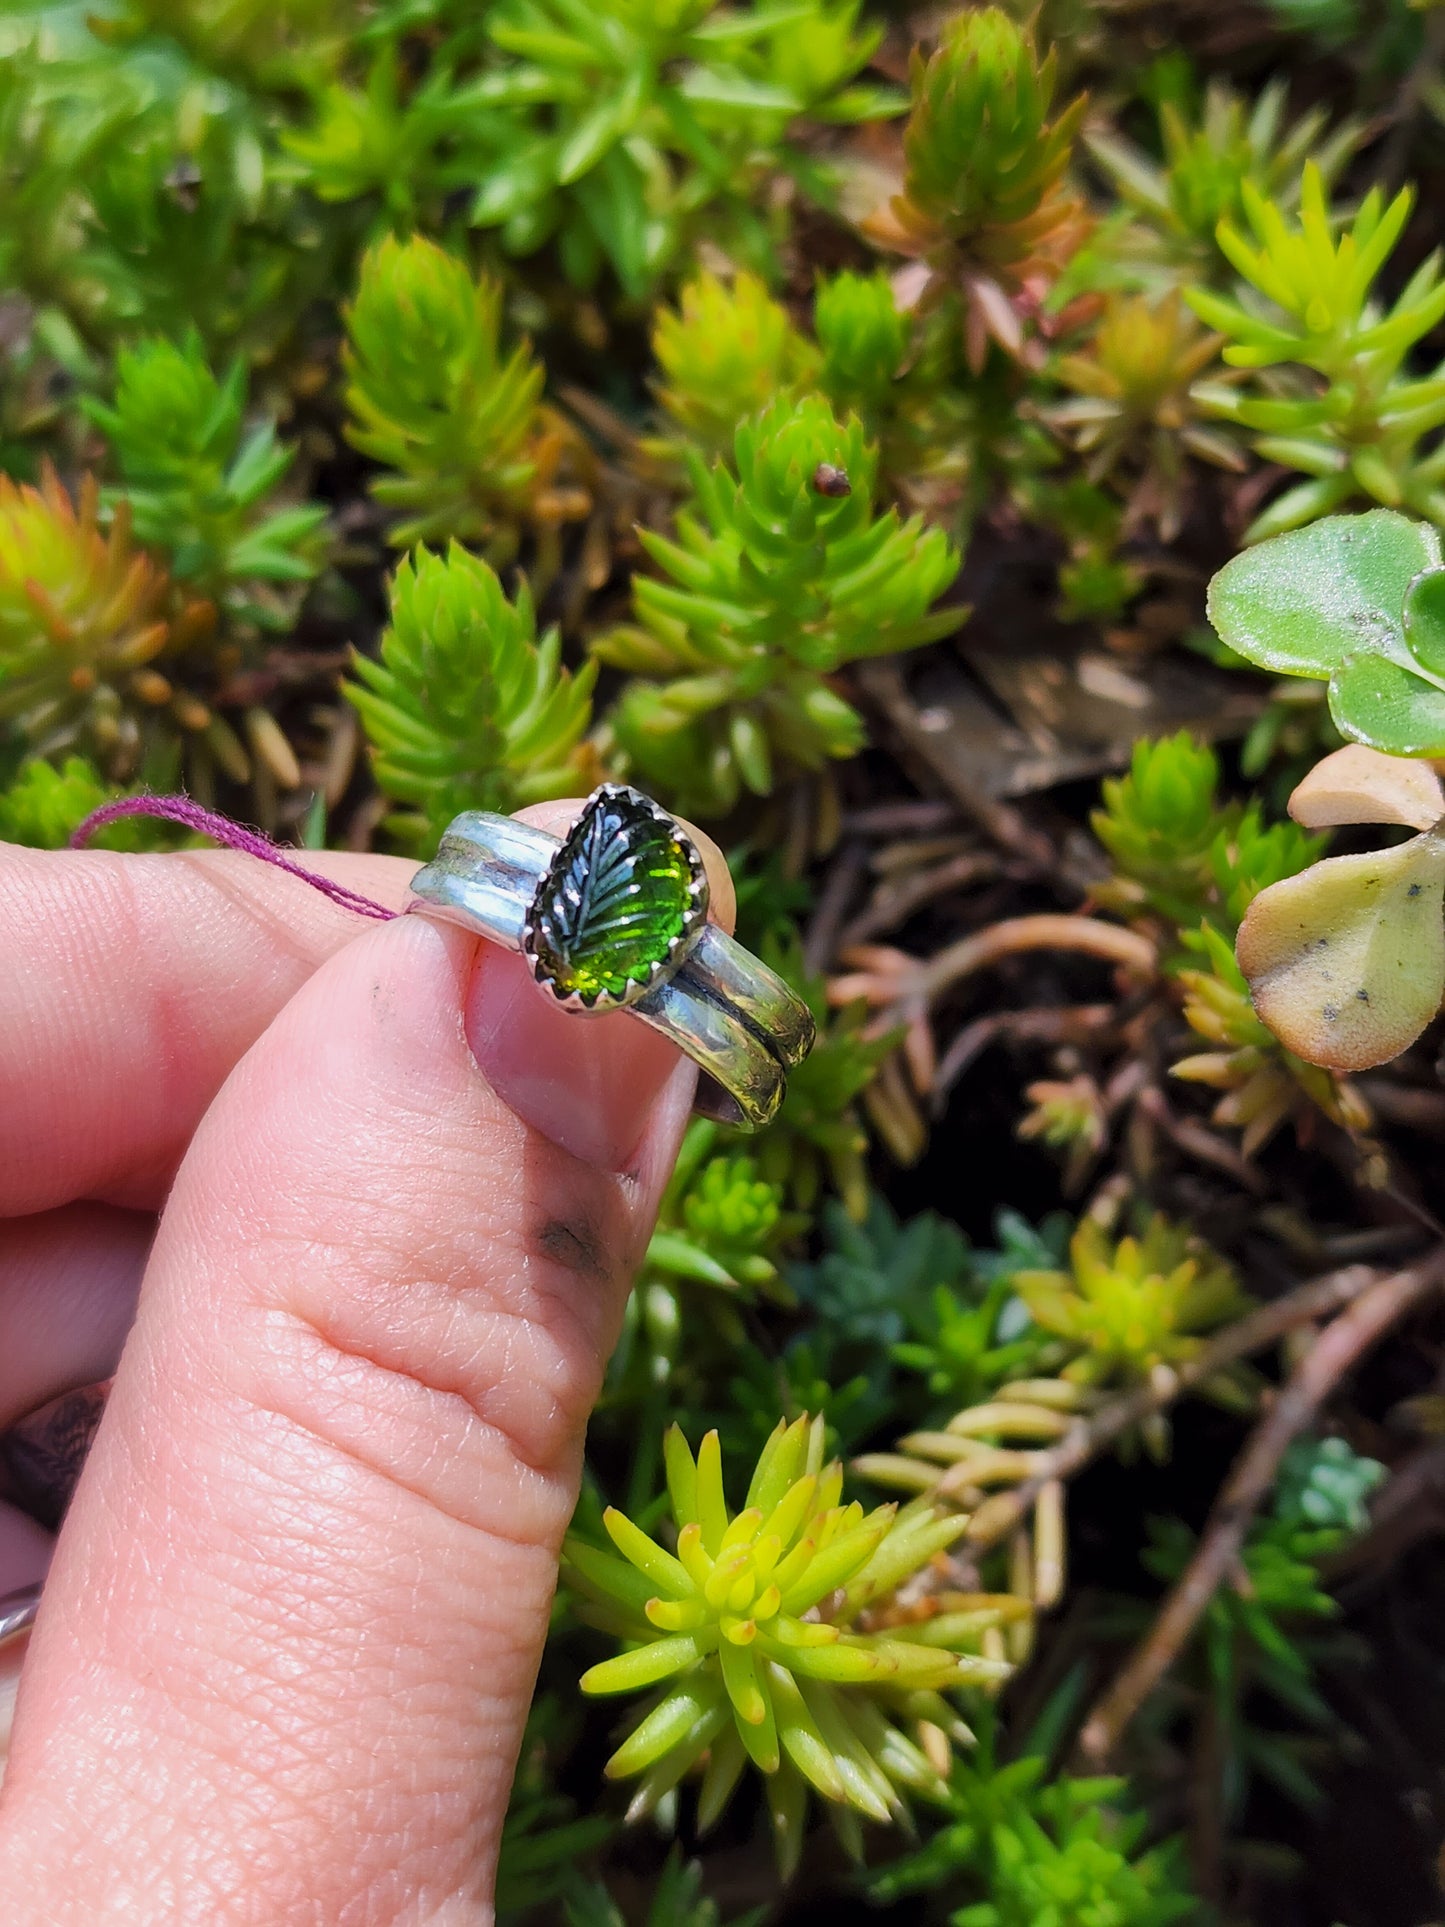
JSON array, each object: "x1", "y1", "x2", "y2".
[
  {"x1": 405, "y1": 785, "x2": 815, "y2": 1129},
  {"x1": 0, "y1": 1584, "x2": 40, "y2": 1649}
]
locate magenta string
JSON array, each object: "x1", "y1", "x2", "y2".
[{"x1": 71, "y1": 796, "x2": 398, "y2": 921}]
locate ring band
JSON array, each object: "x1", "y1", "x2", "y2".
[{"x1": 406, "y1": 786, "x2": 815, "y2": 1128}]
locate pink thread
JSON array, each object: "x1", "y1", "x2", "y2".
[{"x1": 70, "y1": 796, "x2": 399, "y2": 922}]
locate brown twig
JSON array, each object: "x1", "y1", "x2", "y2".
[
  {"x1": 853, "y1": 657, "x2": 1057, "y2": 869},
  {"x1": 933, "y1": 1003, "x2": 1117, "y2": 1101},
  {"x1": 964, "y1": 1259, "x2": 1393, "y2": 1556},
  {"x1": 1133, "y1": 1084, "x2": 1268, "y2": 1195},
  {"x1": 1076, "y1": 1246, "x2": 1445, "y2": 1767},
  {"x1": 839, "y1": 850, "x2": 1003, "y2": 949},
  {"x1": 840, "y1": 799, "x2": 959, "y2": 837},
  {"x1": 914, "y1": 914, "x2": 1156, "y2": 1004},
  {"x1": 803, "y1": 839, "x2": 867, "y2": 975}
]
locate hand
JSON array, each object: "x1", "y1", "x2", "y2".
[{"x1": 0, "y1": 802, "x2": 733, "y2": 1921}]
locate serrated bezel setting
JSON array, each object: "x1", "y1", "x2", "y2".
[{"x1": 522, "y1": 784, "x2": 710, "y2": 1011}]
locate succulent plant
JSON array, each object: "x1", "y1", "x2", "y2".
[
  {"x1": 652, "y1": 271, "x2": 817, "y2": 457},
  {"x1": 595, "y1": 394, "x2": 964, "y2": 817},
  {"x1": 1012, "y1": 1214, "x2": 1253, "y2": 1400},
  {"x1": 0, "y1": 466, "x2": 216, "y2": 779},
  {"x1": 866, "y1": 7, "x2": 1089, "y2": 369},
  {"x1": 86, "y1": 329, "x2": 327, "y2": 628},
  {"x1": 343, "y1": 234, "x2": 582, "y2": 553},
  {"x1": 1044, "y1": 291, "x2": 1241, "y2": 539},
  {"x1": 564, "y1": 1415, "x2": 1014, "y2": 1874},
  {"x1": 1086, "y1": 77, "x2": 1357, "y2": 286},
  {"x1": 347, "y1": 541, "x2": 598, "y2": 852},
  {"x1": 1189, "y1": 167, "x2": 1445, "y2": 539}
]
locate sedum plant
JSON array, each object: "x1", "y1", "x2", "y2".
[
  {"x1": 610, "y1": 1119, "x2": 796, "y2": 1394},
  {"x1": 596, "y1": 394, "x2": 964, "y2": 817},
  {"x1": 563, "y1": 1848, "x2": 764, "y2": 1927},
  {"x1": 348, "y1": 542, "x2": 598, "y2": 852},
  {"x1": 468, "y1": 0, "x2": 899, "y2": 296},
  {"x1": 871, "y1": 1729, "x2": 1195, "y2": 1927},
  {"x1": 1085, "y1": 78, "x2": 1357, "y2": 288},
  {"x1": 1011, "y1": 1215, "x2": 1253, "y2": 1401},
  {"x1": 0, "y1": 754, "x2": 181, "y2": 852},
  {"x1": 563, "y1": 1415, "x2": 1014, "y2": 1876},
  {"x1": 1091, "y1": 730, "x2": 1369, "y2": 1149},
  {"x1": 813, "y1": 269, "x2": 910, "y2": 422},
  {"x1": 1137, "y1": 1436, "x2": 1385, "y2": 1830},
  {"x1": 343, "y1": 235, "x2": 581, "y2": 554},
  {"x1": 1209, "y1": 511, "x2": 1445, "y2": 1069},
  {"x1": 652, "y1": 271, "x2": 817, "y2": 458},
  {"x1": 862, "y1": 1213, "x2": 1253, "y2": 1611},
  {"x1": 865, "y1": 7, "x2": 1089, "y2": 370},
  {"x1": 86, "y1": 331, "x2": 327, "y2": 628},
  {"x1": 0, "y1": 466, "x2": 216, "y2": 779},
  {"x1": 1188, "y1": 167, "x2": 1445, "y2": 539},
  {"x1": 1043, "y1": 291, "x2": 1241, "y2": 540}
]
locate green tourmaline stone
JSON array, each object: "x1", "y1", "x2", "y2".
[{"x1": 528, "y1": 787, "x2": 701, "y2": 1004}]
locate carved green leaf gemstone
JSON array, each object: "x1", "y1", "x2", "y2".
[{"x1": 525, "y1": 785, "x2": 707, "y2": 1007}]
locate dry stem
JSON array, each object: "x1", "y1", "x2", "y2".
[{"x1": 1076, "y1": 1246, "x2": 1445, "y2": 1767}]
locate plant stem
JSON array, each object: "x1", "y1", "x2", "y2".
[
  {"x1": 1076, "y1": 1245, "x2": 1445, "y2": 1766},
  {"x1": 916, "y1": 913, "x2": 1156, "y2": 1003}
]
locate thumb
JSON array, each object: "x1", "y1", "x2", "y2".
[{"x1": 0, "y1": 807, "x2": 731, "y2": 1922}]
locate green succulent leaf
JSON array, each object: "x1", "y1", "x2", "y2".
[
  {"x1": 1207, "y1": 510, "x2": 1441, "y2": 678},
  {"x1": 1236, "y1": 832, "x2": 1445, "y2": 1069},
  {"x1": 1402, "y1": 566, "x2": 1445, "y2": 678},
  {"x1": 1328, "y1": 648, "x2": 1445, "y2": 755}
]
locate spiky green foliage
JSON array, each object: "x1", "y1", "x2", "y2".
[
  {"x1": 348, "y1": 542, "x2": 597, "y2": 850},
  {"x1": 1189, "y1": 166, "x2": 1445, "y2": 538},
  {"x1": 563, "y1": 1849, "x2": 765, "y2": 1927},
  {"x1": 1092, "y1": 732, "x2": 1322, "y2": 936},
  {"x1": 283, "y1": 46, "x2": 490, "y2": 226},
  {"x1": 791, "y1": 1193, "x2": 970, "y2": 1361},
  {"x1": 611, "y1": 1119, "x2": 798, "y2": 1393},
  {"x1": 872, "y1": 1731, "x2": 1195, "y2": 1927},
  {"x1": 497, "y1": 1696, "x2": 614, "y2": 1921},
  {"x1": 1013, "y1": 1214, "x2": 1253, "y2": 1402},
  {"x1": 1137, "y1": 1437, "x2": 1385, "y2": 1824},
  {"x1": 746, "y1": 934, "x2": 895, "y2": 1218},
  {"x1": 564, "y1": 1415, "x2": 1013, "y2": 1875},
  {"x1": 467, "y1": 0, "x2": 899, "y2": 297},
  {"x1": 1086, "y1": 78, "x2": 1357, "y2": 286},
  {"x1": 597, "y1": 394, "x2": 964, "y2": 815},
  {"x1": 86, "y1": 331, "x2": 326, "y2": 627},
  {"x1": 0, "y1": 467, "x2": 217, "y2": 777},
  {"x1": 0, "y1": 754, "x2": 182, "y2": 852},
  {"x1": 653, "y1": 271, "x2": 817, "y2": 457},
  {"x1": 1090, "y1": 730, "x2": 1367, "y2": 1145},
  {"x1": 869, "y1": 7, "x2": 1088, "y2": 367},
  {"x1": 814, "y1": 270, "x2": 910, "y2": 419},
  {"x1": 343, "y1": 235, "x2": 553, "y2": 551},
  {"x1": 1044, "y1": 291, "x2": 1240, "y2": 539}
]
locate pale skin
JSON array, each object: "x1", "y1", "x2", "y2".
[{"x1": 0, "y1": 799, "x2": 735, "y2": 1923}]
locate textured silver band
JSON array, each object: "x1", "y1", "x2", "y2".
[{"x1": 406, "y1": 809, "x2": 814, "y2": 1129}]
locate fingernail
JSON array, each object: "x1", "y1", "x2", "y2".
[{"x1": 464, "y1": 942, "x2": 695, "y2": 1169}]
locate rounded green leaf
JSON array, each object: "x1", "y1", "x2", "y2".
[
  {"x1": 1403, "y1": 566, "x2": 1445, "y2": 679},
  {"x1": 1207, "y1": 510, "x2": 1440, "y2": 677},
  {"x1": 1328, "y1": 651, "x2": 1445, "y2": 756},
  {"x1": 1236, "y1": 834, "x2": 1445, "y2": 1069}
]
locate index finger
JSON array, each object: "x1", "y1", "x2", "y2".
[{"x1": 0, "y1": 842, "x2": 417, "y2": 1216}]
